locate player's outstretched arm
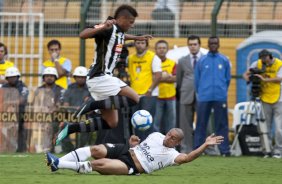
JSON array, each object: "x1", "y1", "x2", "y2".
[
  {"x1": 125, "y1": 34, "x2": 153, "y2": 41},
  {"x1": 80, "y1": 19, "x2": 116, "y2": 39},
  {"x1": 174, "y1": 134, "x2": 224, "y2": 165}
]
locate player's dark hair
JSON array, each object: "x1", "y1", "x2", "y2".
[
  {"x1": 114, "y1": 5, "x2": 138, "y2": 19},
  {"x1": 47, "y1": 40, "x2": 61, "y2": 49},
  {"x1": 155, "y1": 40, "x2": 169, "y2": 49},
  {"x1": 188, "y1": 35, "x2": 201, "y2": 45},
  {"x1": 0, "y1": 42, "x2": 8, "y2": 55}
]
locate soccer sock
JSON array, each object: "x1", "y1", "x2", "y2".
[
  {"x1": 90, "y1": 95, "x2": 137, "y2": 110},
  {"x1": 58, "y1": 160, "x2": 92, "y2": 173},
  {"x1": 58, "y1": 160, "x2": 79, "y2": 171},
  {"x1": 60, "y1": 147, "x2": 91, "y2": 162},
  {"x1": 68, "y1": 116, "x2": 111, "y2": 134}
]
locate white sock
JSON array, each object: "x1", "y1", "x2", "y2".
[
  {"x1": 58, "y1": 160, "x2": 79, "y2": 171},
  {"x1": 60, "y1": 147, "x2": 91, "y2": 162}
]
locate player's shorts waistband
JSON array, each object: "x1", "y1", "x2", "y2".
[{"x1": 90, "y1": 72, "x2": 111, "y2": 78}]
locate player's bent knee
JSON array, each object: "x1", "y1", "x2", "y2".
[{"x1": 90, "y1": 145, "x2": 107, "y2": 159}]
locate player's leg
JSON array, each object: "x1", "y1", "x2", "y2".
[
  {"x1": 75, "y1": 95, "x2": 138, "y2": 117},
  {"x1": 56, "y1": 115, "x2": 112, "y2": 145},
  {"x1": 46, "y1": 156, "x2": 129, "y2": 175},
  {"x1": 72, "y1": 89, "x2": 137, "y2": 133},
  {"x1": 118, "y1": 85, "x2": 139, "y2": 103},
  {"x1": 57, "y1": 144, "x2": 108, "y2": 163},
  {"x1": 101, "y1": 109, "x2": 119, "y2": 127},
  {"x1": 91, "y1": 158, "x2": 129, "y2": 175},
  {"x1": 74, "y1": 76, "x2": 139, "y2": 118},
  {"x1": 59, "y1": 146, "x2": 92, "y2": 162},
  {"x1": 46, "y1": 151, "x2": 92, "y2": 173},
  {"x1": 46, "y1": 143, "x2": 129, "y2": 174},
  {"x1": 90, "y1": 144, "x2": 131, "y2": 174}
]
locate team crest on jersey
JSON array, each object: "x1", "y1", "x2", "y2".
[{"x1": 115, "y1": 44, "x2": 123, "y2": 53}]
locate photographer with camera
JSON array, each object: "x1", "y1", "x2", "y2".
[{"x1": 243, "y1": 49, "x2": 282, "y2": 158}]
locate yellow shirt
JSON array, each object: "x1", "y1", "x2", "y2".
[
  {"x1": 43, "y1": 57, "x2": 69, "y2": 89},
  {"x1": 0, "y1": 60, "x2": 14, "y2": 75},
  {"x1": 159, "y1": 58, "x2": 176, "y2": 99},
  {"x1": 128, "y1": 50, "x2": 155, "y2": 95},
  {"x1": 258, "y1": 58, "x2": 282, "y2": 104}
]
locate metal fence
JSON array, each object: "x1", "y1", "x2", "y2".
[
  {"x1": 0, "y1": 12, "x2": 44, "y2": 87},
  {"x1": 1, "y1": 0, "x2": 282, "y2": 38}
]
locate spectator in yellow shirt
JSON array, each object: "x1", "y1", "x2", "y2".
[
  {"x1": 0, "y1": 42, "x2": 14, "y2": 86},
  {"x1": 42, "y1": 40, "x2": 72, "y2": 89}
]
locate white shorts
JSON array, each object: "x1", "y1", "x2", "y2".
[{"x1": 86, "y1": 74, "x2": 127, "y2": 101}]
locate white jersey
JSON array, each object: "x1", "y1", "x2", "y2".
[{"x1": 131, "y1": 132, "x2": 180, "y2": 173}]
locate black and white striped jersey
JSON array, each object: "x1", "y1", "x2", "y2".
[{"x1": 88, "y1": 24, "x2": 125, "y2": 79}]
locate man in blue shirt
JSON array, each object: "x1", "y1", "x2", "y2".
[{"x1": 194, "y1": 36, "x2": 231, "y2": 156}]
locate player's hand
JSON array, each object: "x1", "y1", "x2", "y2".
[
  {"x1": 104, "y1": 19, "x2": 116, "y2": 29},
  {"x1": 129, "y1": 135, "x2": 140, "y2": 147},
  {"x1": 135, "y1": 35, "x2": 153, "y2": 41},
  {"x1": 205, "y1": 133, "x2": 224, "y2": 145},
  {"x1": 94, "y1": 19, "x2": 116, "y2": 30}
]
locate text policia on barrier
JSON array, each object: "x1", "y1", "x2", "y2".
[{"x1": 0, "y1": 112, "x2": 87, "y2": 123}]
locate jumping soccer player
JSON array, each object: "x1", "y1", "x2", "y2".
[{"x1": 55, "y1": 5, "x2": 152, "y2": 145}]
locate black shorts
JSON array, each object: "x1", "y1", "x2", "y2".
[{"x1": 104, "y1": 143, "x2": 140, "y2": 175}]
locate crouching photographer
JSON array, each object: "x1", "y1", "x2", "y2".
[{"x1": 243, "y1": 49, "x2": 282, "y2": 158}]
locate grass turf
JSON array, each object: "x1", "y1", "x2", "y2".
[{"x1": 0, "y1": 154, "x2": 281, "y2": 184}]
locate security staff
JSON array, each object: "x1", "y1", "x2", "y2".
[{"x1": 2, "y1": 67, "x2": 29, "y2": 152}]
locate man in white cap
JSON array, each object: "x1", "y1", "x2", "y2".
[{"x1": 2, "y1": 67, "x2": 29, "y2": 152}]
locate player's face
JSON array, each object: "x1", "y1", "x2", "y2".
[
  {"x1": 155, "y1": 43, "x2": 168, "y2": 59},
  {"x1": 0, "y1": 46, "x2": 6, "y2": 61},
  {"x1": 188, "y1": 39, "x2": 200, "y2": 55},
  {"x1": 117, "y1": 15, "x2": 135, "y2": 32},
  {"x1": 163, "y1": 129, "x2": 181, "y2": 148},
  {"x1": 135, "y1": 40, "x2": 147, "y2": 54}
]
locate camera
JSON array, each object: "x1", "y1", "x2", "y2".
[{"x1": 248, "y1": 67, "x2": 265, "y2": 98}]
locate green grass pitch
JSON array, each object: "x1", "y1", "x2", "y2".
[{"x1": 0, "y1": 154, "x2": 281, "y2": 184}]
